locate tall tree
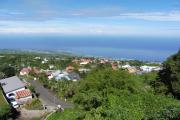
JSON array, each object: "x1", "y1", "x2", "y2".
[{"x1": 155, "y1": 50, "x2": 180, "y2": 99}]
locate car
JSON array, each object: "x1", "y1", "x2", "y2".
[
  {"x1": 9, "y1": 98, "x2": 19, "y2": 109},
  {"x1": 7, "y1": 93, "x2": 16, "y2": 99}
]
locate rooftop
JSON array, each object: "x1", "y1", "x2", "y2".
[
  {"x1": 16, "y1": 89, "x2": 32, "y2": 99},
  {"x1": 0, "y1": 76, "x2": 25, "y2": 93}
]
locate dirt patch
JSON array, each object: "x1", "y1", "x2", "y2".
[{"x1": 17, "y1": 108, "x2": 49, "y2": 120}]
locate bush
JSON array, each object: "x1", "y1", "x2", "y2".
[{"x1": 25, "y1": 99, "x2": 43, "y2": 110}]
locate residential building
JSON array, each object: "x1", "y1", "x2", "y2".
[
  {"x1": 20, "y1": 67, "x2": 32, "y2": 76},
  {"x1": 0, "y1": 76, "x2": 26, "y2": 97},
  {"x1": 140, "y1": 65, "x2": 162, "y2": 73}
]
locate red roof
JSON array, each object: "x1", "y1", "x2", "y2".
[
  {"x1": 16, "y1": 89, "x2": 32, "y2": 99},
  {"x1": 20, "y1": 68, "x2": 31, "y2": 74}
]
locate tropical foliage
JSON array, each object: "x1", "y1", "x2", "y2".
[
  {"x1": 48, "y1": 68, "x2": 180, "y2": 120},
  {"x1": 155, "y1": 50, "x2": 180, "y2": 99}
]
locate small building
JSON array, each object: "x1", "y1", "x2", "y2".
[
  {"x1": 33, "y1": 67, "x2": 41, "y2": 75},
  {"x1": 112, "y1": 63, "x2": 118, "y2": 70},
  {"x1": 66, "y1": 66, "x2": 74, "y2": 73},
  {"x1": 34, "y1": 57, "x2": 41, "y2": 60},
  {"x1": 68, "y1": 72, "x2": 80, "y2": 81},
  {"x1": 127, "y1": 67, "x2": 138, "y2": 74},
  {"x1": 140, "y1": 65, "x2": 162, "y2": 73},
  {"x1": 121, "y1": 64, "x2": 131, "y2": 69},
  {"x1": 80, "y1": 61, "x2": 89, "y2": 65},
  {"x1": 20, "y1": 67, "x2": 32, "y2": 76},
  {"x1": 78, "y1": 68, "x2": 91, "y2": 73},
  {"x1": 49, "y1": 65, "x2": 55, "y2": 69}
]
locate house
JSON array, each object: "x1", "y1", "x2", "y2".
[
  {"x1": 127, "y1": 67, "x2": 138, "y2": 74},
  {"x1": 140, "y1": 65, "x2": 162, "y2": 73},
  {"x1": 0, "y1": 76, "x2": 26, "y2": 97},
  {"x1": 78, "y1": 68, "x2": 91, "y2": 73},
  {"x1": 16, "y1": 89, "x2": 32, "y2": 104},
  {"x1": 100, "y1": 59, "x2": 109, "y2": 64},
  {"x1": 20, "y1": 67, "x2": 32, "y2": 76},
  {"x1": 68, "y1": 72, "x2": 80, "y2": 81},
  {"x1": 80, "y1": 58, "x2": 92, "y2": 65},
  {"x1": 72, "y1": 59, "x2": 80, "y2": 64},
  {"x1": 41, "y1": 58, "x2": 48, "y2": 64},
  {"x1": 54, "y1": 71, "x2": 80, "y2": 81},
  {"x1": 66, "y1": 66, "x2": 74, "y2": 73},
  {"x1": 121, "y1": 64, "x2": 131, "y2": 69},
  {"x1": 0, "y1": 76, "x2": 32, "y2": 106},
  {"x1": 120, "y1": 64, "x2": 138, "y2": 74},
  {"x1": 33, "y1": 67, "x2": 41, "y2": 75},
  {"x1": 80, "y1": 61, "x2": 89, "y2": 65},
  {"x1": 49, "y1": 65, "x2": 55, "y2": 69},
  {"x1": 112, "y1": 63, "x2": 118, "y2": 70},
  {"x1": 34, "y1": 57, "x2": 41, "y2": 60},
  {"x1": 55, "y1": 71, "x2": 69, "y2": 80}
]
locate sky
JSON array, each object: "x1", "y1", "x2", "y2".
[{"x1": 0, "y1": 0, "x2": 180, "y2": 37}]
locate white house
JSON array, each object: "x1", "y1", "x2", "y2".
[
  {"x1": 0, "y1": 76, "x2": 26, "y2": 97},
  {"x1": 80, "y1": 61, "x2": 89, "y2": 65},
  {"x1": 49, "y1": 65, "x2": 55, "y2": 69},
  {"x1": 140, "y1": 65, "x2": 161, "y2": 73},
  {"x1": 121, "y1": 64, "x2": 132, "y2": 69},
  {"x1": 0, "y1": 76, "x2": 32, "y2": 102},
  {"x1": 78, "y1": 68, "x2": 91, "y2": 73}
]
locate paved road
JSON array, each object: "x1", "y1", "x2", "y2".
[{"x1": 28, "y1": 80, "x2": 73, "y2": 109}]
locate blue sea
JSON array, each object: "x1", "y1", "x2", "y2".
[{"x1": 0, "y1": 35, "x2": 179, "y2": 61}]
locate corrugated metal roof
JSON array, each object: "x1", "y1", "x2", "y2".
[{"x1": 0, "y1": 76, "x2": 25, "y2": 93}]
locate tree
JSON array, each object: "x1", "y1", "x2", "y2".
[
  {"x1": 155, "y1": 50, "x2": 180, "y2": 99},
  {"x1": 0, "y1": 66, "x2": 16, "y2": 78},
  {"x1": 0, "y1": 72, "x2": 5, "y2": 79}
]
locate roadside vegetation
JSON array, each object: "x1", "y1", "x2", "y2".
[{"x1": 24, "y1": 99, "x2": 43, "y2": 110}]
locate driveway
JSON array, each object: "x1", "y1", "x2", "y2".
[{"x1": 28, "y1": 80, "x2": 73, "y2": 109}]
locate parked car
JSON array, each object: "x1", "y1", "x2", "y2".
[
  {"x1": 7, "y1": 93, "x2": 16, "y2": 99},
  {"x1": 9, "y1": 98, "x2": 19, "y2": 108}
]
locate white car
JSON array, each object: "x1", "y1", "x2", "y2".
[
  {"x1": 9, "y1": 98, "x2": 19, "y2": 109},
  {"x1": 7, "y1": 93, "x2": 16, "y2": 99}
]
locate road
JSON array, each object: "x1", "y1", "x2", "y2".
[{"x1": 28, "y1": 80, "x2": 73, "y2": 109}]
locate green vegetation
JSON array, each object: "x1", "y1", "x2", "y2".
[
  {"x1": 24, "y1": 99, "x2": 43, "y2": 110},
  {"x1": 48, "y1": 68, "x2": 180, "y2": 120},
  {"x1": 155, "y1": 50, "x2": 180, "y2": 99},
  {"x1": 47, "y1": 109, "x2": 78, "y2": 120},
  {"x1": 46, "y1": 49, "x2": 180, "y2": 120},
  {"x1": 1, "y1": 50, "x2": 180, "y2": 120},
  {"x1": 30, "y1": 117, "x2": 41, "y2": 120},
  {"x1": 0, "y1": 89, "x2": 10, "y2": 119},
  {"x1": 0, "y1": 66, "x2": 16, "y2": 78}
]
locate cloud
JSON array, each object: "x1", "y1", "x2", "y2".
[
  {"x1": 112, "y1": 11, "x2": 180, "y2": 22},
  {"x1": 1, "y1": 4, "x2": 180, "y2": 22},
  {"x1": 0, "y1": 20, "x2": 180, "y2": 37}
]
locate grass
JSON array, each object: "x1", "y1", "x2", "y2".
[
  {"x1": 0, "y1": 89, "x2": 8, "y2": 106},
  {"x1": 47, "y1": 109, "x2": 78, "y2": 120},
  {"x1": 30, "y1": 117, "x2": 41, "y2": 120},
  {"x1": 24, "y1": 99, "x2": 43, "y2": 110},
  {"x1": 0, "y1": 89, "x2": 10, "y2": 117}
]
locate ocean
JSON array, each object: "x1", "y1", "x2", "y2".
[{"x1": 0, "y1": 35, "x2": 179, "y2": 61}]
